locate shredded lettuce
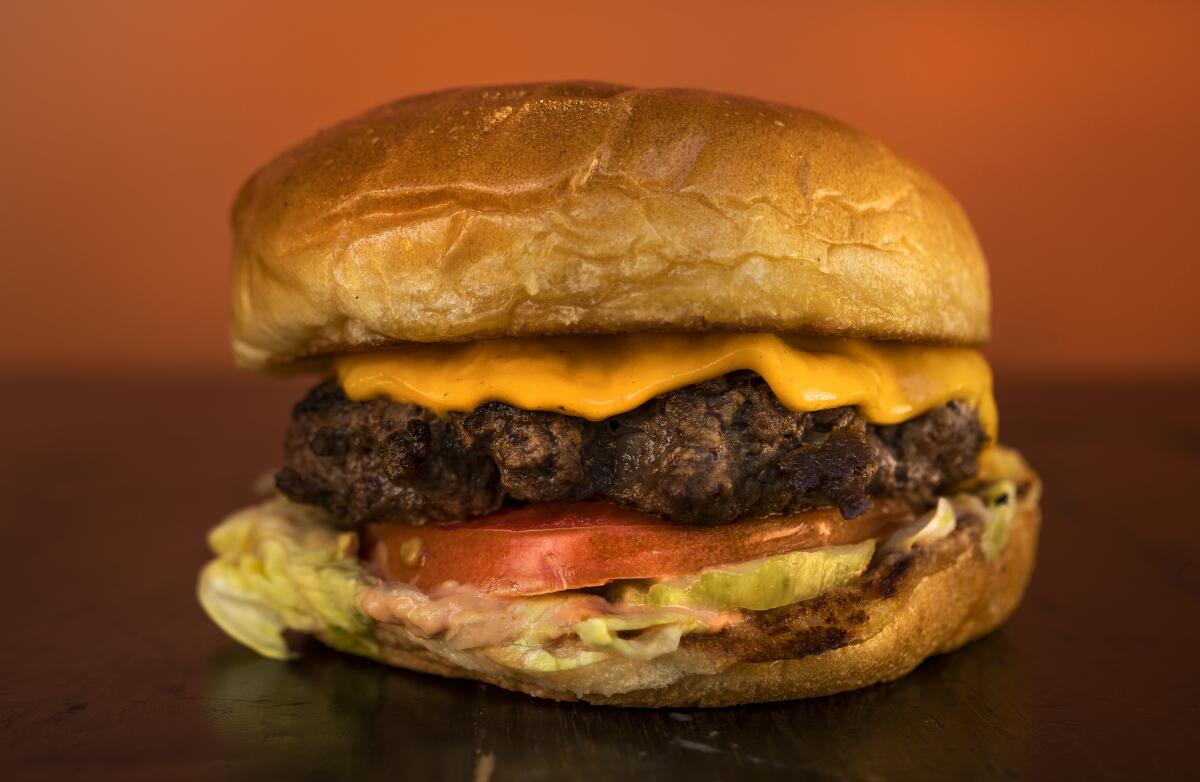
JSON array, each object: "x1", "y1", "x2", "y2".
[
  {"x1": 977, "y1": 480, "x2": 1018, "y2": 563},
  {"x1": 952, "y1": 479, "x2": 1019, "y2": 563},
  {"x1": 197, "y1": 499, "x2": 378, "y2": 660},
  {"x1": 573, "y1": 613, "x2": 706, "y2": 660},
  {"x1": 480, "y1": 609, "x2": 710, "y2": 669},
  {"x1": 483, "y1": 642, "x2": 610, "y2": 672}
]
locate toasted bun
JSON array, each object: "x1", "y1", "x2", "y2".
[
  {"x1": 323, "y1": 454, "x2": 1038, "y2": 707},
  {"x1": 232, "y1": 83, "x2": 989, "y2": 369}
]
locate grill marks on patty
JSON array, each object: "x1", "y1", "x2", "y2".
[
  {"x1": 276, "y1": 382, "x2": 502, "y2": 525},
  {"x1": 276, "y1": 373, "x2": 985, "y2": 529}
]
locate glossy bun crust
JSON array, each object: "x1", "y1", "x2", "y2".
[
  {"x1": 232, "y1": 83, "x2": 989, "y2": 368},
  {"x1": 321, "y1": 453, "x2": 1039, "y2": 707}
]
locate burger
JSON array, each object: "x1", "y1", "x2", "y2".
[{"x1": 198, "y1": 82, "x2": 1041, "y2": 707}]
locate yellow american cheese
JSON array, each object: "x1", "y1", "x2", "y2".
[{"x1": 336, "y1": 333, "x2": 997, "y2": 438}]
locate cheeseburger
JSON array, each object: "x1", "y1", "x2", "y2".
[{"x1": 199, "y1": 83, "x2": 1041, "y2": 707}]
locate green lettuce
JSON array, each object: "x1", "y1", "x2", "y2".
[
  {"x1": 484, "y1": 612, "x2": 709, "y2": 671},
  {"x1": 197, "y1": 499, "x2": 378, "y2": 660},
  {"x1": 950, "y1": 479, "x2": 1019, "y2": 563},
  {"x1": 978, "y1": 480, "x2": 1018, "y2": 563},
  {"x1": 574, "y1": 613, "x2": 707, "y2": 659},
  {"x1": 484, "y1": 642, "x2": 611, "y2": 672}
]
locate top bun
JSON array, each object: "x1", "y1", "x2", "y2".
[{"x1": 231, "y1": 82, "x2": 988, "y2": 369}]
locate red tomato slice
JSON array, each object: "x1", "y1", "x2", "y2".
[{"x1": 366, "y1": 501, "x2": 912, "y2": 597}]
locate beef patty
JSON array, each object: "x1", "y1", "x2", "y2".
[{"x1": 276, "y1": 373, "x2": 985, "y2": 528}]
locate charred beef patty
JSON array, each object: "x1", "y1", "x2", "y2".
[{"x1": 276, "y1": 373, "x2": 985, "y2": 529}]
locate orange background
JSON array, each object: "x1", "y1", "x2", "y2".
[{"x1": 2, "y1": 1, "x2": 1197, "y2": 375}]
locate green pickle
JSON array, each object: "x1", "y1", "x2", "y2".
[{"x1": 617, "y1": 540, "x2": 876, "y2": 612}]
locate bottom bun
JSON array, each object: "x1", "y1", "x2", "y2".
[{"x1": 317, "y1": 455, "x2": 1041, "y2": 708}]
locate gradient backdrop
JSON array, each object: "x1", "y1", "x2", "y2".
[{"x1": 2, "y1": 1, "x2": 1197, "y2": 375}]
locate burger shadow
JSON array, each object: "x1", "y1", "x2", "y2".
[{"x1": 205, "y1": 631, "x2": 1031, "y2": 782}]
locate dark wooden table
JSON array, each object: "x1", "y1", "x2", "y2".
[{"x1": 1, "y1": 373, "x2": 1197, "y2": 780}]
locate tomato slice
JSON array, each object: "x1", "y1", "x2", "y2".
[{"x1": 366, "y1": 500, "x2": 912, "y2": 597}]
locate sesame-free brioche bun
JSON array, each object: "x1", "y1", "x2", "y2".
[
  {"x1": 320, "y1": 450, "x2": 1038, "y2": 708},
  {"x1": 231, "y1": 82, "x2": 989, "y2": 369}
]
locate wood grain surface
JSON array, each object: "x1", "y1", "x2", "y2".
[{"x1": 0, "y1": 373, "x2": 1196, "y2": 780}]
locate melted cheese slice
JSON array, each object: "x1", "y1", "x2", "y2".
[{"x1": 336, "y1": 333, "x2": 997, "y2": 437}]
